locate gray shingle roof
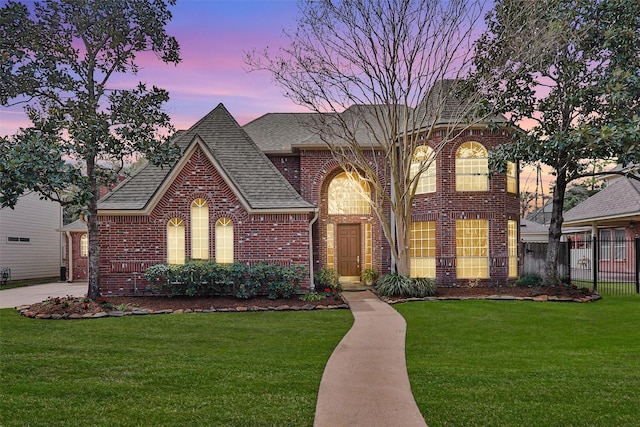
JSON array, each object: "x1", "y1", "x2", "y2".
[
  {"x1": 563, "y1": 177, "x2": 640, "y2": 224},
  {"x1": 56, "y1": 218, "x2": 87, "y2": 232},
  {"x1": 99, "y1": 104, "x2": 314, "y2": 212},
  {"x1": 243, "y1": 113, "x2": 322, "y2": 153}
]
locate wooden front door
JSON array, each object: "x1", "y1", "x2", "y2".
[{"x1": 337, "y1": 224, "x2": 361, "y2": 277}]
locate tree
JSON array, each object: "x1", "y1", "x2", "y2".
[
  {"x1": 247, "y1": 0, "x2": 496, "y2": 276},
  {"x1": 470, "y1": 0, "x2": 640, "y2": 284},
  {"x1": 0, "y1": 0, "x2": 181, "y2": 298}
]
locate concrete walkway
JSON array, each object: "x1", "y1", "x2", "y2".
[
  {"x1": 314, "y1": 290, "x2": 427, "y2": 427},
  {"x1": 0, "y1": 281, "x2": 88, "y2": 308}
]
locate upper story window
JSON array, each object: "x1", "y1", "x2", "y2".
[
  {"x1": 215, "y1": 217, "x2": 234, "y2": 263},
  {"x1": 167, "y1": 218, "x2": 185, "y2": 265},
  {"x1": 191, "y1": 198, "x2": 209, "y2": 260},
  {"x1": 80, "y1": 233, "x2": 88, "y2": 257},
  {"x1": 328, "y1": 172, "x2": 371, "y2": 214},
  {"x1": 456, "y1": 141, "x2": 488, "y2": 192},
  {"x1": 506, "y1": 161, "x2": 517, "y2": 193},
  {"x1": 410, "y1": 146, "x2": 436, "y2": 194}
]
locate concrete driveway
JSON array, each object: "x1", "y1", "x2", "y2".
[{"x1": 0, "y1": 282, "x2": 88, "y2": 309}]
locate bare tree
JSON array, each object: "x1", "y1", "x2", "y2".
[{"x1": 246, "y1": 0, "x2": 498, "y2": 276}]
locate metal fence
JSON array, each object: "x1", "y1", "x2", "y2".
[{"x1": 522, "y1": 238, "x2": 640, "y2": 294}]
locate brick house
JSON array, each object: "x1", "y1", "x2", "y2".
[{"x1": 94, "y1": 96, "x2": 519, "y2": 295}]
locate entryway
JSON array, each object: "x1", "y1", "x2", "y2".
[{"x1": 337, "y1": 224, "x2": 361, "y2": 285}]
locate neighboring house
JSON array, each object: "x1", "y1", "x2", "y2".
[
  {"x1": 526, "y1": 201, "x2": 553, "y2": 225},
  {"x1": 92, "y1": 89, "x2": 519, "y2": 295},
  {"x1": 0, "y1": 192, "x2": 63, "y2": 281},
  {"x1": 57, "y1": 219, "x2": 88, "y2": 282},
  {"x1": 563, "y1": 174, "x2": 640, "y2": 271},
  {"x1": 520, "y1": 219, "x2": 549, "y2": 243}
]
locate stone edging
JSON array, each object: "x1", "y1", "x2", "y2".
[
  {"x1": 381, "y1": 293, "x2": 602, "y2": 305},
  {"x1": 15, "y1": 302, "x2": 351, "y2": 320}
]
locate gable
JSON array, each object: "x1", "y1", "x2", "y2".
[
  {"x1": 98, "y1": 104, "x2": 314, "y2": 215},
  {"x1": 563, "y1": 177, "x2": 640, "y2": 226}
]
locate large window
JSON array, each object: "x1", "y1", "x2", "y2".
[
  {"x1": 600, "y1": 228, "x2": 626, "y2": 261},
  {"x1": 410, "y1": 221, "x2": 436, "y2": 278},
  {"x1": 328, "y1": 172, "x2": 371, "y2": 214},
  {"x1": 456, "y1": 219, "x2": 489, "y2": 278},
  {"x1": 410, "y1": 146, "x2": 436, "y2": 194},
  {"x1": 614, "y1": 229, "x2": 626, "y2": 261},
  {"x1": 167, "y1": 218, "x2": 185, "y2": 265},
  {"x1": 215, "y1": 218, "x2": 233, "y2": 263},
  {"x1": 508, "y1": 220, "x2": 518, "y2": 278},
  {"x1": 191, "y1": 198, "x2": 209, "y2": 259},
  {"x1": 80, "y1": 233, "x2": 88, "y2": 257},
  {"x1": 507, "y1": 161, "x2": 517, "y2": 194},
  {"x1": 456, "y1": 141, "x2": 488, "y2": 191}
]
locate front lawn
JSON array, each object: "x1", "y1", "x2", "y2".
[
  {"x1": 0, "y1": 309, "x2": 352, "y2": 426},
  {"x1": 397, "y1": 295, "x2": 640, "y2": 426}
]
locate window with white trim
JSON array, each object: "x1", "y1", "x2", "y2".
[
  {"x1": 191, "y1": 198, "x2": 209, "y2": 259},
  {"x1": 80, "y1": 233, "x2": 88, "y2": 257},
  {"x1": 410, "y1": 146, "x2": 436, "y2": 194},
  {"x1": 456, "y1": 219, "x2": 489, "y2": 278},
  {"x1": 410, "y1": 221, "x2": 436, "y2": 278},
  {"x1": 456, "y1": 141, "x2": 488, "y2": 191},
  {"x1": 167, "y1": 218, "x2": 185, "y2": 265},
  {"x1": 215, "y1": 218, "x2": 233, "y2": 263}
]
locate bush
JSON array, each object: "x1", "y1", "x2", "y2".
[
  {"x1": 315, "y1": 267, "x2": 342, "y2": 296},
  {"x1": 516, "y1": 274, "x2": 543, "y2": 288},
  {"x1": 249, "y1": 263, "x2": 306, "y2": 299},
  {"x1": 375, "y1": 274, "x2": 436, "y2": 298}
]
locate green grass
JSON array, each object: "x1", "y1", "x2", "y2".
[
  {"x1": 0, "y1": 276, "x2": 60, "y2": 290},
  {"x1": 572, "y1": 279, "x2": 639, "y2": 295},
  {"x1": 396, "y1": 295, "x2": 640, "y2": 426},
  {"x1": 0, "y1": 309, "x2": 352, "y2": 426}
]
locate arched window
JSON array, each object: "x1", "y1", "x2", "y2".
[
  {"x1": 456, "y1": 141, "x2": 488, "y2": 191},
  {"x1": 191, "y1": 198, "x2": 209, "y2": 259},
  {"x1": 215, "y1": 218, "x2": 233, "y2": 263},
  {"x1": 506, "y1": 161, "x2": 517, "y2": 193},
  {"x1": 80, "y1": 234, "x2": 88, "y2": 257},
  {"x1": 410, "y1": 145, "x2": 436, "y2": 194},
  {"x1": 328, "y1": 172, "x2": 371, "y2": 214},
  {"x1": 167, "y1": 218, "x2": 185, "y2": 265}
]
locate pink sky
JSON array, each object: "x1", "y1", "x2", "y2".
[{"x1": 0, "y1": 0, "x2": 307, "y2": 136}]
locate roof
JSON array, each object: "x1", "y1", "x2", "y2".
[
  {"x1": 98, "y1": 104, "x2": 314, "y2": 213},
  {"x1": 563, "y1": 177, "x2": 640, "y2": 226},
  {"x1": 520, "y1": 219, "x2": 549, "y2": 235},
  {"x1": 245, "y1": 80, "x2": 508, "y2": 154},
  {"x1": 56, "y1": 219, "x2": 87, "y2": 232}
]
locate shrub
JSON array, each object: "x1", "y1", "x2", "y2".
[
  {"x1": 249, "y1": 263, "x2": 306, "y2": 299},
  {"x1": 315, "y1": 267, "x2": 342, "y2": 295},
  {"x1": 516, "y1": 274, "x2": 543, "y2": 288},
  {"x1": 300, "y1": 292, "x2": 325, "y2": 302},
  {"x1": 145, "y1": 261, "x2": 248, "y2": 297},
  {"x1": 375, "y1": 274, "x2": 436, "y2": 298}
]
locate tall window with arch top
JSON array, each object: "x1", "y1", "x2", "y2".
[
  {"x1": 215, "y1": 218, "x2": 233, "y2": 263},
  {"x1": 410, "y1": 145, "x2": 436, "y2": 194},
  {"x1": 456, "y1": 141, "x2": 488, "y2": 191},
  {"x1": 191, "y1": 198, "x2": 209, "y2": 259},
  {"x1": 167, "y1": 218, "x2": 185, "y2": 265},
  {"x1": 328, "y1": 171, "x2": 371, "y2": 214}
]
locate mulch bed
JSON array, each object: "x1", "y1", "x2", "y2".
[{"x1": 16, "y1": 285, "x2": 599, "y2": 319}]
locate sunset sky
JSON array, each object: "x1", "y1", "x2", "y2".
[{"x1": 0, "y1": 0, "x2": 307, "y2": 135}]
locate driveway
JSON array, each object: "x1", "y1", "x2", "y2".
[{"x1": 0, "y1": 282, "x2": 88, "y2": 309}]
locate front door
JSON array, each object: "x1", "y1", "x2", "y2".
[{"x1": 337, "y1": 224, "x2": 361, "y2": 278}]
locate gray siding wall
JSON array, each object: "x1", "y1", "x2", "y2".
[{"x1": 0, "y1": 192, "x2": 63, "y2": 281}]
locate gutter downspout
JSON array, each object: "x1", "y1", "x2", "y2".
[
  {"x1": 308, "y1": 209, "x2": 319, "y2": 291},
  {"x1": 65, "y1": 231, "x2": 73, "y2": 282}
]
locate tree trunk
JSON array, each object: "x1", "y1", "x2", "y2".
[
  {"x1": 86, "y1": 157, "x2": 101, "y2": 299},
  {"x1": 544, "y1": 168, "x2": 567, "y2": 285}
]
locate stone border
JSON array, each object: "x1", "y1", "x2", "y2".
[
  {"x1": 381, "y1": 292, "x2": 602, "y2": 305},
  {"x1": 15, "y1": 302, "x2": 350, "y2": 320}
]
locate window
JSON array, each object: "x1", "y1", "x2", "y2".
[
  {"x1": 456, "y1": 141, "x2": 488, "y2": 191},
  {"x1": 326, "y1": 224, "x2": 335, "y2": 270},
  {"x1": 80, "y1": 234, "x2": 88, "y2": 257},
  {"x1": 508, "y1": 220, "x2": 518, "y2": 278},
  {"x1": 456, "y1": 219, "x2": 489, "y2": 278},
  {"x1": 506, "y1": 161, "x2": 517, "y2": 194},
  {"x1": 167, "y1": 218, "x2": 185, "y2": 265},
  {"x1": 328, "y1": 172, "x2": 371, "y2": 214},
  {"x1": 215, "y1": 218, "x2": 233, "y2": 263},
  {"x1": 599, "y1": 229, "x2": 611, "y2": 260},
  {"x1": 7, "y1": 236, "x2": 30, "y2": 243},
  {"x1": 410, "y1": 146, "x2": 436, "y2": 194},
  {"x1": 614, "y1": 229, "x2": 626, "y2": 261},
  {"x1": 364, "y1": 223, "x2": 372, "y2": 270},
  {"x1": 191, "y1": 198, "x2": 209, "y2": 259},
  {"x1": 410, "y1": 221, "x2": 436, "y2": 278}
]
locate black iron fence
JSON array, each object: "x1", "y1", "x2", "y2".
[{"x1": 522, "y1": 237, "x2": 640, "y2": 294}]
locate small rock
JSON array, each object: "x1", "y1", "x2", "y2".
[
  {"x1": 301, "y1": 304, "x2": 316, "y2": 310},
  {"x1": 82, "y1": 313, "x2": 94, "y2": 318},
  {"x1": 93, "y1": 312, "x2": 109, "y2": 318},
  {"x1": 68, "y1": 313, "x2": 83, "y2": 319},
  {"x1": 36, "y1": 313, "x2": 51, "y2": 319},
  {"x1": 236, "y1": 306, "x2": 248, "y2": 312},
  {"x1": 338, "y1": 304, "x2": 349, "y2": 309},
  {"x1": 108, "y1": 311, "x2": 125, "y2": 317},
  {"x1": 532, "y1": 295, "x2": 548, "y2": 302},
  {"x1": 132, "y1": 309, "x2": 149, "y2": 315},
  {"x1": 275, "y1": 305, "x2": 290, "y2": 311},
  {"x1": 153, "y1": 309, "x2": 172, "y2": 314},
  {"x1": 316, "y1": 305, "x2": 327, "y2": 310},
  {"x1": 173, "y1": 309, "x2": 184, "y2": 314},
  {"x1": 16, "y1": 305, "x2": 30, "y2": 311},
  {"x1": 51, "y1": 314, "x2": 63, "y2": 320}
]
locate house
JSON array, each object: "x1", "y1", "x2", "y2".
[
  {"x1": 93, "y1": 95, "x2": 519, "y2": 295},
  {"x1": 57, "y1": 219, "x2": 88, "y2": 282},
  {"x1": 0, "y1": 192, "x2": 63, "y2": 282},
  {"x1": 563, "y1": 173, "x2": 640, "y2": 271},
  {"x1": 520, "y1": 219, "x2": 549, "y2": 243}
]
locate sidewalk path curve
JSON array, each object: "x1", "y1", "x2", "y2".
[
  {"x1": 314, "y1": 290, "x2": 427, "y2": 427},
  {"x1": 0, "y1": 282, "x2": 88, "y2": 309}
]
